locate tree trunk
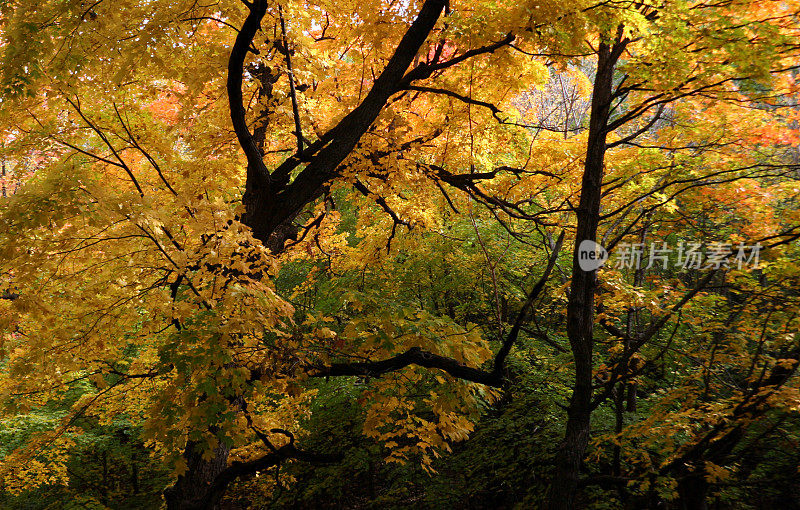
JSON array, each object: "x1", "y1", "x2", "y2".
[
  {"x1": 164, "y1": 441, "x2": 232, "y2": 510},
  {"x1": 163, "y1": 1, "x2": 448, "y2": 507},
  {"x1": 545, "y1": 35, "x2": 626, "y2": 510}
]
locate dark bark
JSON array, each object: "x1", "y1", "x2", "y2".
[
  {"x1": 232, "y1": 1, "x2": 515, "y2": 251},
  {"x1": 227, "y1": 0, "x2": 271, "y2": 187},
  {"x1": 164, "y1": 440, "x2": 232, "y2": 510},
  {"x1": 545, "y1": 35, "x2": 627, "y2": 510},
  {"x1": 315, "y1": 346, "x2": 506, "y2": 386}
]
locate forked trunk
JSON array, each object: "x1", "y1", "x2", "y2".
[{"x1": 163, "y1": 0, "x2": 448, "y2": 507}]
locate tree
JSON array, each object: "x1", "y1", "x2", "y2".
[{"x1": 1, "y1": 0, "x2": 799, "y2": 509}]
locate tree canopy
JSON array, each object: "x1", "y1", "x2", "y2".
[{"x1": 1, "y1": 0, "x2": 799, "y2": 508}]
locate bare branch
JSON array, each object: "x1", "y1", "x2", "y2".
[{"x1": 278, "y1": 5, "x2": 304, "y2": 154}]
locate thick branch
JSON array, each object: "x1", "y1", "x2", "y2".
[
  {"x1": 314, "y1": 346, "x2": 505, "y2": 386},
  {"x1": 243, "y1": 0, "x2": 448, "y2": 243},
  {"x1": 227, "y1": 0, "x2": 271, "y2": 185}
]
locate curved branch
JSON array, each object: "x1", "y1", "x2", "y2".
[
  {"x1": 227, "y1": 0, "x2": 271, "y2": 186},
  {"x1": 405, "y1": 85, "x2": 502, "y2": 120},
  {"x1": 314, "y1": 234, "x2": 564, "y2": 387},
  {"x1": 314, "y1": 346, "x2": 505, "y2": 386}
]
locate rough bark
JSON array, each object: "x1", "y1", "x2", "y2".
[{"x1": 164, "y1": 440, "x2": 232, "y2": 510}]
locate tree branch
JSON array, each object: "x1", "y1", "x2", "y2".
[
  {"x1": 278, "y1": 5, "x2": 304, "y2": 154},
  {"x1": 405, "y1": 85, "x2": 502, "y2": 120},
  {"x1": 227, "y1": 0, "x2": 271, "y2": 186},
  {"x1": 205, "y1": 442, "x2": 341, "y2": 510},
  {"x1": 494, "y1": 230, "x2": 565, "y2": 373},
  {"x1": 313, "y1": 233, "x2": 564, "y2": 387},
  {"x1": 313, "y1": 346, "x2": 505, "y2": 386},
  {"x1": 244, "y1": 0, "x2": 449, "y2": 243},
  {"x1": 401, "y1": 33, "x2": 516, "y2": 84}
]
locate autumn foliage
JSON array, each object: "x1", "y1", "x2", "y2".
[{"x1": 0, "y1": 0, "x2": 799, "y2": 509}]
